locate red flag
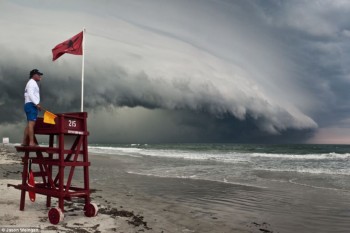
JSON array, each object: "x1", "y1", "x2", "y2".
[{"x1": 52, "y1": 31, "x2": 83, "y2": 61}]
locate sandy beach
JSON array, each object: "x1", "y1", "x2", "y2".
[
  {"x1": 2, "y1": 143, "x2": 350, "y2": 233},
  {"x1": 0, "y1": 145, "x2": 275, "y2": 233}
]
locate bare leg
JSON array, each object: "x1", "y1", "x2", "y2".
[
  {"x1": 28, "y1": 121, "x2": 36, "y2": 146},
  {"x1": 22, "y1": 124, "x2": 29, "y2": 146}
]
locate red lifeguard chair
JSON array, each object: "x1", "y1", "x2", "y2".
[{"x1": 8, "y1": 112, "x2": 98, "y2": 224}]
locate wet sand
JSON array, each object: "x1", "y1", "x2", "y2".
[{"x1": 89, "y1": 149, "x2": 350, "y2": 233}]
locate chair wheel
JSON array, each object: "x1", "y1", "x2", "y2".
[
  {"x1": 84, "y1": 203, "x2": 98, "y2": 217},
  {"x1": 48, "y1": 207, "x2": 64, "y2": 224}
]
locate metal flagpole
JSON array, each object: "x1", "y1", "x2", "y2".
[{"x1": 81, "y1": 28, "x2": 86, "y2": 112}]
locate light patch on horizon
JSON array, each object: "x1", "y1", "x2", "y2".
[{"x1": 308, "y1": 127, "x2": 350, "y2": 144}]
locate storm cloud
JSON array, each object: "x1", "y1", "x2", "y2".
[{"x1": 1, "y1": 0, "x2": 350, "y2": 143}]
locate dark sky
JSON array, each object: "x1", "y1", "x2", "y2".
[{"x1": 1, "y1": 0, "x2": 350, "y2": 144}]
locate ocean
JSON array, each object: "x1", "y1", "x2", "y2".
[
  {"x1": 89, "y1": 143, "x2": 350, "y2": 190},
  {"x1": 88, "y1": 143, "x2": 350, "y2": 232}
]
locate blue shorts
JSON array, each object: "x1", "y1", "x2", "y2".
[{"x1": 24, "y1": 102, "x2": 38, "y2": 121}]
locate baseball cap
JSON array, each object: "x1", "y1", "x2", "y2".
[{"x1": 30, "y1": 69, "x2": 43, "y2": 77}]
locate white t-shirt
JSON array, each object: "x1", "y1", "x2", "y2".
[{"x1": 24, "y1": 79, "x2": 40, "y2": 105}]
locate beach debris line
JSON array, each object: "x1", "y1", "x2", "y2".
[
  {"x1": 247, "y1": 222, "x2": 276, "y2": 233},
  {"x1": 43, "y1": 223, "x2": 100, "y2": 233},
  {"x1": 99, "y1": 207, "x2": 152, "y2": 230}
]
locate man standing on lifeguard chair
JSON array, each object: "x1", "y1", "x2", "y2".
[{"x1": 22, "y1": 69, "x2": 43, "y2": 147}]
